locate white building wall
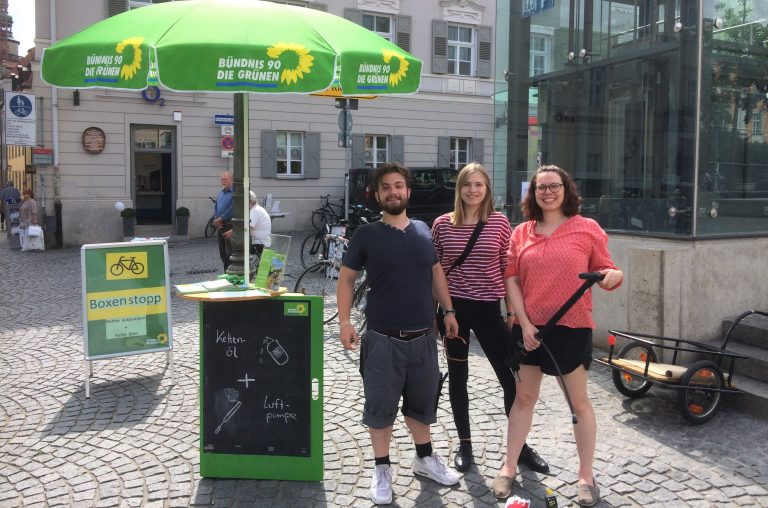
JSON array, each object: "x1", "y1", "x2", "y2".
[{"x1": 31, "y1": 0, "x2": 497, "y2": 245}]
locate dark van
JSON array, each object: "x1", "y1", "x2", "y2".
[{"x1": 348, "y1": 167, "x2": 459, "y2": 226}]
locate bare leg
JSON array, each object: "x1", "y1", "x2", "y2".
[
  {"x1": 370, "y1": 426, "x2": 394, "y2": 458},
  {"x1": 404, "y1": 416, "x2": 431, "y2": 445},
  {"x1": 557, "y1": 366, "x2": 596, "y2": 486},
  {"x1": 499, "y1": 365, "x2": 543, "y2": 477}
]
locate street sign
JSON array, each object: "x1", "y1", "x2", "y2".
[
  {"x1": 214, "y1": 114, "x2": 234, "y2": 125},
  {"x1": 221, "y1": 135, "x2": 235, "y2": 150},
  {"x1": 32, "y1": 148, "x2": 54, "y2": 165},
  {"x1": 337, "y1": 110, "x2": 352, "y2": 134},
  {"x1": 221, "y1": 125, "x2": 234, "y2": 136},
  {"x1": 4, "y1": 91, "x2": 36, "y2": 146}
]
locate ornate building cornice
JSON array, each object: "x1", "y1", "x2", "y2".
[
  {"x1": 356, "y1": 0, "x2": 401, "y2": 15},
  {"x1": 439, "y1": 0, "x2": 484, "y2": 24}
]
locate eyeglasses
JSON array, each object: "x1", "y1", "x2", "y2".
[{"x1": 535, "y1": 183, "x2": 564, "y2": 194}]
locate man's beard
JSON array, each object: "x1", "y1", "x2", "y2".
[{"x1": 378, "y1": 195, "x2": 408, "y2": 215}]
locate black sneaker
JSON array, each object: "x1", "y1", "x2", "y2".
[
  {"x1": 517, "y1": 444, "x2": 549, "y2": 474},
  {"x1": 453, "y1": 441, "x2": 473, "y2": 472}
]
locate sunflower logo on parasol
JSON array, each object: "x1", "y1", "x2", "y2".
[
  {"x1": 382, "y1": 49, "x2": 409, "y2": 87},
  {"x1": 266, "y1": 43, "x2": 314, "y2": 85},
  {"x1": 116, "y1": 36, "x2": 144, "y2": 81}
]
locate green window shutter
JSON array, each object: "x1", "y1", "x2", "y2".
[
  {"x1": 261, "y1": 130, "x2": 277, "y2": 178},
  {"x1": 351, "y1": 134, "x2": 365, "y2": 168},
  {"x1": 395, "y1": 15, "x2": 412, "y2": 52},
  {"x1": 307, "y1": 2, "x2": 327, "y2": 11},
  {"x1": 437, "y1": 137, "x2": 450, "y2": 167},
  {"x1": 432, "y1": 20, "x2": 448, "y2": 74},
  {"x1": 391, "y1": 135, "x2": 404, "y2": 164},
  {"x1": 344, "y1": 8, "x2": 363, "y2": 25},
  {"x1": 471, "y1": 138, "x2": 484, "y2": 164},
  {"x1": 476, "y1": 26, "x2": 492, "y2": 79},
  {"x1": 305, "y1": 133, "x2": 321, "y2": 179},
  {"x1": 106, "y1": 0, "x2": 127, "y2": 17}
]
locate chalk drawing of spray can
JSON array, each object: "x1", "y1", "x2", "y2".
[{"x1": 264, "y1": 336, "x2": 289, "y2": 365}]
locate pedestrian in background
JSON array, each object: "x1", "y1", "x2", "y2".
[
  {"x1": 223, "y1": 190, "x2": 271, "y2": 257},
  {"x1": 212, "y1": 171, "x2": 233, "y2": 270},
  {"x1": 431, "y1": 163, "x2": 549, "y2": 475},
  {"x1": 337, "y1": 163, "x2": 462, "y2": 505},
  {"x1": 0, "y1": 179, "x2": 21, "y2": 232},
  {"x1": 494, "y1": 165, "x2": 623, "y2": 506},
  {"x1": 18, "y1": 188, "x2": 38, "y2": 250}
]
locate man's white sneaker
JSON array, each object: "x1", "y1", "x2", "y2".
[
  {"x1": 412, "y1": 452, "x2": 461, "y2": 485},
  {"x1": 369, "y1": 464, "x2": 393, "y2": 505}
]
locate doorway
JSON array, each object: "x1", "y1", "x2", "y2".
[{"x1": 131, "y1": 125, "x2": 176, "y2": 225}]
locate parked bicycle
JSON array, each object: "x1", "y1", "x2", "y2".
[
  {"x1": 311, "y1": 194, "x2": 345, "y2": 231},
  {"x1": 294, "y1": 233, "x2": 368, "y2": 332},
  {"x1": 204, "y1": 196, "x2": 218, "y2": 238},
  {"x1": 299, "y1": 204, "x2": 380, "y2": 268}
]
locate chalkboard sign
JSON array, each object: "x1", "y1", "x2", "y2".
[{"x1": 199, "y1": 295, "x2": 323, "y2": 480}]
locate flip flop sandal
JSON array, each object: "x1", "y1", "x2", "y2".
[
  {"x1": 577, "y1": 479, "x2": 601, "y2": 506},
  {"x1": 491, "y1": 475, "x2": 515, "y2": 499}
]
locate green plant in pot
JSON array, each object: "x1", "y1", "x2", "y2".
[
  {"x1": 176, "y1": 206, "x2": 190, "y2": 235},
  {"x1": 120, "y1": 207, "x2": 136, "y2": 237}
]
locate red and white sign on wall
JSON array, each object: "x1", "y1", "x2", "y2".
[{"x1": 220, "y1": 125, "x2": 234, "y2": 158}]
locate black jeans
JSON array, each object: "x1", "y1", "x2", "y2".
[
  {"x1": 439, "y1": 297, "x2": 516, "y2": 440},
  {"x1": 217, "y1": 224, "x2": 232, "y2": 270}
]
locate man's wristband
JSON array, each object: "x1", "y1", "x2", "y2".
[
  {"x1": 506, "y1": 312, "x2": 514, "y2": 317},
  {"x1": 442, "y1": 308, "x2": 456, "y2": 316}
]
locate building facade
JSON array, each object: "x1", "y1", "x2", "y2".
[
  {"x1": 497, "y1": 0, "x2": 768, "y2": 344},
  {"x1": 28, "y1": 0, "x2": 496, "y2": 243}
]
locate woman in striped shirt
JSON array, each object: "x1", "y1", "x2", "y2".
[{"x1": 432, "y1": 163, "x2": 548, "y2": 475}]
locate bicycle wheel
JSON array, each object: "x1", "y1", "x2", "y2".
[
  {"x1": 311, "y1": 209, "x2": 328, "y2": 231},
  {"x1": 204, "y1": 217, "x2": 217, "y2": 238},
  {"x1": 300, "y1": 232, "x2": 328, "y2": 269},
  {"x1": 293, "y1": 261, "x2": 339, "y2": 324},
  {"x1": 351, "y1": 277, "x2": 368, "y2": 335}
]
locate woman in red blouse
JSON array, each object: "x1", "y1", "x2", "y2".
[
  {"x1": 432, "y1": 163, "x2": 548, "y2": 475},
  {"x1": 492, "y1": 165, "x2": 623, "y2": 506}
]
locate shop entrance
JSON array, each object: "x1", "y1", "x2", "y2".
[{"x1": 131, "y1": 125, "x2": 176, "y2": 225}]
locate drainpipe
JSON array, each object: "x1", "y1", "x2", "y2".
[{"x1": 51, "y1": 0, "x2": 62, "y2": 246}]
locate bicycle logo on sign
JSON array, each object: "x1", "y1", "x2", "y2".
[{"x1": 109, "y1": 256, "x2": 146, "y2": 277}]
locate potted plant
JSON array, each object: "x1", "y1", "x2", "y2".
[
  {"x1": 176, "y1": 206, "x2": 190, "y2": 235},
  {"x1": 120, "y1": 207, "x2": 136, "y2": 237}
]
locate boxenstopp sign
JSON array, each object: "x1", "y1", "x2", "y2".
[{"x1": 81, "y1": 241, "x2": 173, "y2": 359}]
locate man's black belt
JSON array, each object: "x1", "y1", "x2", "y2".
[{"x1": 373, "y1": 327, "x2": 432, "y2": 340}]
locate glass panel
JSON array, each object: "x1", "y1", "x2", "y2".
[
  {"x1": 459, "y1": 26, "x2": 472, "y2": 43},
  {"x1": 376, "y1": 16, "x2": 390, "y2": 33},
  {"x1": 159, "y1": 129, "x2": 172, "y2": 149},
  {"x1": 362, "y1": 14, "x2": 374, "y2": 30},
  {"x1": 276, "y1": 161, "x2": 287, "y2": 175},
  {"x1": 448, "y1": 25, "x2": 458, "y2": 40},
  {"x1": 134, "y1": 128, "x2": 158, "y2": 149},
  {"x1": 505, "y1": 0, "x2": 696, "y2": 235},
  {"x1": 699, "y1": 1, "x2": 768, "y2": 235},
  {"x1": 459, "y1": 61, "x2": 471, "y2": 75}
]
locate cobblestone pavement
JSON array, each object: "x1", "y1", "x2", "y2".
[{"x1": 1, "y1": 235, "x2": 767, "y2": 507}]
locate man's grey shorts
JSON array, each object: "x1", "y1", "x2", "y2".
[{"x1": 360, "y1": 329, "x2": 440, "y2": 429}]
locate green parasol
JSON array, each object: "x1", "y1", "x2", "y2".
[
  {"x1": 41, "y1": 0, "x2": 422, "y2": 280},
  {"x1": 40, "y1": 0, "x2": 421, "y2": 95}
]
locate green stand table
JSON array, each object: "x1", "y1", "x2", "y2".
[{"x1": 182, "y1": 292, "x2": 323, "y2": 480}]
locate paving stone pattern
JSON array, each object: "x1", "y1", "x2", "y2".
[{"x1": 1, "y1": 235, "x2": 767, "y2": 507}]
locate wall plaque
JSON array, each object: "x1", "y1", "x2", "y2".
[{"x1": 82, "y1": 127, "x2": 106, "y2": 154}]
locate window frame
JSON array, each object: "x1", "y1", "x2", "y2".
[
  {"x1": 362, "y1": 13, "x2": 393, "y2": 42},
  {"x1": 276, "y1": 131, "x2": 305, "y2": 178},
  {"x1": 447, "y1": 24, "x2": 475, "y2": 76},
  {"x1": 449, "y1": 137, "x2": 470, "y2": 169},
  {"x1": 364, "y1": 135, "x2": 390, "y2": 168}
]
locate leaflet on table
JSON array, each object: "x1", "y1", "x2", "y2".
[{"x1": 174, "y1": 279, "x2": 235, "y2": 294}]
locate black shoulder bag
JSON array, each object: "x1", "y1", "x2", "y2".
[{"x1": 436, "y1": 220, "x2": 486, "y2": 325}]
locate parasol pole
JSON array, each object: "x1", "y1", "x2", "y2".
[{"x1": 227, "y1": 92, "x2": 248, "y2": 279}]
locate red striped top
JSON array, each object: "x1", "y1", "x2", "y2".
[
  {"x1": 432, "y1": 212, "x2": 512, "y2": 301},
  {"x1": 505, "y1": 215, "x2": 621, "y2": 329}
]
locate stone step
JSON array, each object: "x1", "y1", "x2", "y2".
[
  {"x1": 721, "y1": 374, "x2": 768, "y2": 420},
  {"x1": 696, "y1": 338, "x2": 768, "y2": 382},
  {"x1": 721, "y1": 312, "x2": 768, "y2": 349}
]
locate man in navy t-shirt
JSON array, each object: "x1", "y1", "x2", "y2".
[{"x1": 337, "y1": 163, "x2": 462, "y2": 505}]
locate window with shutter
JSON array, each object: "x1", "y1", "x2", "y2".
[
  {"x1": 351, "y1": 134, "x2": 366, "y2": 168},
  {"x1": 107, "y1": 0, "x2": 127, "y2": 17},
  {"x1": 476, "y1": 26, "x2": 492, "y2": 79},
  {"x1": 432, "y1": 20, "x2": 448, "y2": 74},
  {"x1": 261, "y1": 131, "x2": 277, "y2": 178},
  {"x1": 395, "y1": 15, "x2": 411, "y2": 52}
]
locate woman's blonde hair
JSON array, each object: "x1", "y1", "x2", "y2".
[{"x1": 451, "y1": 163, "x2": 494, "y2": 226}]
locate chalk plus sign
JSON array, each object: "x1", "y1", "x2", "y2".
[{"x1": 237, "y1": 373, "x2": 255, "y2": 388}]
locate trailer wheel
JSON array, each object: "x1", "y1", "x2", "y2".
[
  {"x1": 612, "y1": 341, "x2": 657, "y2": 398},
  {"x1": 678, "y1": 360, "x2": 724, "y2": 424}
]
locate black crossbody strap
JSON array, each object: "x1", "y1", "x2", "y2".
[{"x1": 445, "y1": 221, "x2": 485, "y2": 276}]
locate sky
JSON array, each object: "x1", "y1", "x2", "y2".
[{"x1": 8, "y1": 0, "x2": 35, "y2": 54}]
